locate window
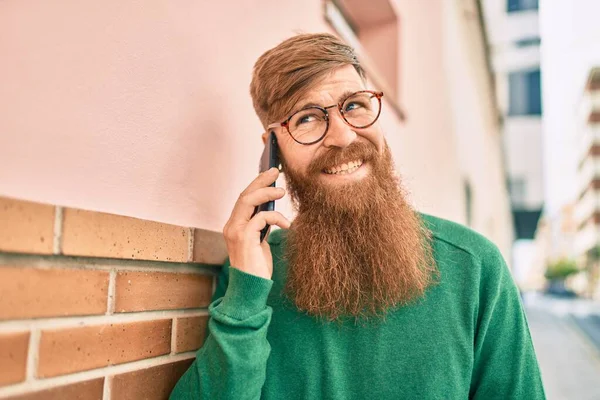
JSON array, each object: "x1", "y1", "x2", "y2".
[
  {"x1": 512, "y1": 209, "x2": 542, "y2": 239},
  {"x1": 508, "y1": 69, "x2": 542, "y2": 116},
  {"x1": 515, "y1": 37, "x2": 541, "y2": 48},
  {"x1": 507, "y1": 0, "x2": 538, "y2": 13},
  {"x1": 508, "y1": 177, "x2": 527, "y2": 206}
]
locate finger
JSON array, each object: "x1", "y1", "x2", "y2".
[
  {"x1": 231, "y1": 186, "x2": 286, "y2": 222},
  {"x1": 260, "y1": 225, "x2": 273, "y2": 247},
  {"x1": 246, "y1": 211, "x2": 291, "y2": 236},
  {"x1": 240, "y1": 167, "x2": 280, "y2": 197}
]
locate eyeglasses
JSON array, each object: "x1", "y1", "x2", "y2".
[{"x1": 267, "y1": 90, "x2": 384, "y2": 145}]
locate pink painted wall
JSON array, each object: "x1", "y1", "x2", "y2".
[
  {"x1": 0, "y1": 0, "x2": 464, "y2": 232},
  {"x1": 388, "y1": 1, "x2": 464, "y2": 220}
]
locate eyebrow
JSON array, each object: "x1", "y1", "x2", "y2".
[{"x1": 294, "y1": 89, "x2": 358, "y2": 113}]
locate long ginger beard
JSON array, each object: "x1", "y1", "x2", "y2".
[{"x1": 282, "y1": 140, "x2": 438, "y2": 322}]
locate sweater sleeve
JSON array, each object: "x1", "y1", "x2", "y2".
[
  {"x1": 170, "y1": 262, "x2": 274, "y2": 400},
  {"x1": 469, "y1": 245, "x2": 546, "y2": 400}
]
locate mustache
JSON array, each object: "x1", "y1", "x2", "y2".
[{"x1": 307, "y1": 141, "x2": 379, "y2": 175}]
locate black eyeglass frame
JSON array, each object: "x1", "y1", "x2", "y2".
[{"x1": 266, "y1": 90, "x2": 384, "y2": 145}]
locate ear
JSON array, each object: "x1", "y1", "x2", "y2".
[{"x1": 261, "y1": 131, "x2": 269, "y2": 145}]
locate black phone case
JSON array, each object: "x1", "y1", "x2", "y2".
[{"x1": 253, "y1": 131, "x2": 280, "y2": 242}]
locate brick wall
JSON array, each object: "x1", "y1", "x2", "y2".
[{"x1": 0, "y1": 196, "x2": 227, "y2": 399}]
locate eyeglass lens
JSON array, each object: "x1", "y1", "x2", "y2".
[{"x1": 287, "y1": 92, "x2": 381, "y2": 144}]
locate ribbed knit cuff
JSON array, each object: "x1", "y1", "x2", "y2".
[{"x1": 216, "y1": 267, "x2": 274, "y2": 320}]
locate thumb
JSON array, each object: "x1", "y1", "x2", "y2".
[{"x1": 260, "y1": 226, "x2": 272, "y2": 248}]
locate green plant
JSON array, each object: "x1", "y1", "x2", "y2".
[
  {"x1": 589, "y1": 245, "x2": 600, "y2": 261},
  {"x1": 544, "y1": 259, "x2": 580, "y2": 280}
]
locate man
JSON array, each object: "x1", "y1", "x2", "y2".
[{"x1": 171, "y1": 33, "x2": 546, "y2": 399}]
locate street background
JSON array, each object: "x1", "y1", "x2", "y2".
[{"x1": 525, "y1": 294, "x2": 600, "y2": 399}]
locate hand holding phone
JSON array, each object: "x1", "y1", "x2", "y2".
[
  {"x1": 252, "y1": 131, "x2": 281, "y2": 242},
  {"x1": 222, "y1": 131, "x2": 289, "y2": 280}
]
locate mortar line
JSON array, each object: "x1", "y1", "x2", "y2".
[
  {"x1": 170, "y1": 318, "x2": 178, "y2": 355},
  {"x1": 187, "y1": 228, "x2": 195, "y2": 263},
  {"x1": 52, "y1": 206, "x2": 64, "y2": 255},
  {"x1": 106, "y1": 269, "x2": 116, "y2": 315},
  {"x1": 102, "y1": 374, "x2": 112, "y2": 400},
  {"x1": 0, "y1": 253, "x2": 219, "y2": 276},
  {"x1": 25, "y1": 329, "x2": 41, "y2": 381},
  {"x1": 0, "y1": 309, "x2": 209, "y2": 333}
]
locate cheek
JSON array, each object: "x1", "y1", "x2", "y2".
[
  {"x1": 358, "y1": 127, "x2": 384, "y2": 152},
  {"x1": 292, "y1": 154, "x2": 316, "y2": 175},
  {"x1": 280, "y1": 144, "x2": 316, "y2": 175}
]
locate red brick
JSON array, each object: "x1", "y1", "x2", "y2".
[
  {"x1": 192, "y1": 228, "x2": 228, "y2": 265},
  {"x1": 0, "y1": 267, "x2": 109, "y2": 320},
  {"x1": 114, "y1": 271, "x2": 213, "y2": 313},
  {"x1": 61, "y1": 208, "x2": 189, "y2": 262},
  {"x1": 0, "y1": 197, "x2": 54, "y2": 255},
  {"x1": 111, "y1": 359, "x2": 194, "y2": 400},
  {"x1": 0, "y1": 331, "x2": 29, "y2": 386},
  {"x1": 38, "y1": 320, "x2": 171, "y2": 378},
  {"x1": 174, "y1": 316, "x2": 208, "y2": 354},
  {"x1": 4, "y1": 378, "x2": 104, "y2": 400}
]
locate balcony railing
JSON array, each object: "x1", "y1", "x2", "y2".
[
  {"x1": 575, "y1": 188, "x2": 600, "y2": 226},
  {"x1": 579, "y1": 90, "x2": 600, "y2": 122},
  {"x1": 577, "y1": 157, "x2": 600, "y2": 197},
  {"x1": 574, "y1": 220, "x2": 600, "y2": 255},
  {"x1": 577, "y1": 126, "x2": 600, "y2": 165}
]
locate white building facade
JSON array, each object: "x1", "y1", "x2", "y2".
[
  {"x1": 481, "y1": 0, "x2": 544, "y2": 283},
  {"x1": 539, "y1": 0, "x2": 600, "y2": 298},
  {"x1": 574, "y1": 69, "x2": 600, "y2": 298}
]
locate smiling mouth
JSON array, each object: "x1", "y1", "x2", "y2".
[{"x1": 323, "y1": 159, "x2": 364, "y2": 175}]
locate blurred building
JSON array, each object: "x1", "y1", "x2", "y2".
[
  {"x1": 538, "y1": 0, "x2": 600, "y2": 299},
  {"x1": 574, "y1": 68, "x2": 600, "y2": 298},
  {"x1": 528, "y1": 214, "x2": 550, "y2": 291},
  {"x1": 528, "y1": 203, "x2": 581, "y2": 292},
  {"x1": 480, "y1": 0, "x2": 544, "y2": 280}
]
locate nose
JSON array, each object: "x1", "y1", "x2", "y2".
[{"x1": 322, "y1": 107, "x2": 357, "y2": 149}]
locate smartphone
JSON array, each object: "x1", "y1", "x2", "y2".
[{"x1": 253, "y1": 131, "x2": 280, "y2": 242}]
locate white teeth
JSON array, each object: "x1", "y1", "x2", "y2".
[{"x1": 324, "y1": 159, "x2": 363, "y2": 175}]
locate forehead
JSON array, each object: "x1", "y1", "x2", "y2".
[{"x1": 296, "y1": 65, "x2": 366, "y2": 107}]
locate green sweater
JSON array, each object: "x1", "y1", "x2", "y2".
[{"x1": 171, "y1": 214, "x2": 546, "y2": 399}]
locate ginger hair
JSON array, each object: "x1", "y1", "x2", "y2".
[{"x1": 250, "y1": 33, "x2": 366, "y2": 128}]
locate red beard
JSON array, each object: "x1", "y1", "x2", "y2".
[{"x1": 282, "y1": 140, "x2": 438, "y2": 322}]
